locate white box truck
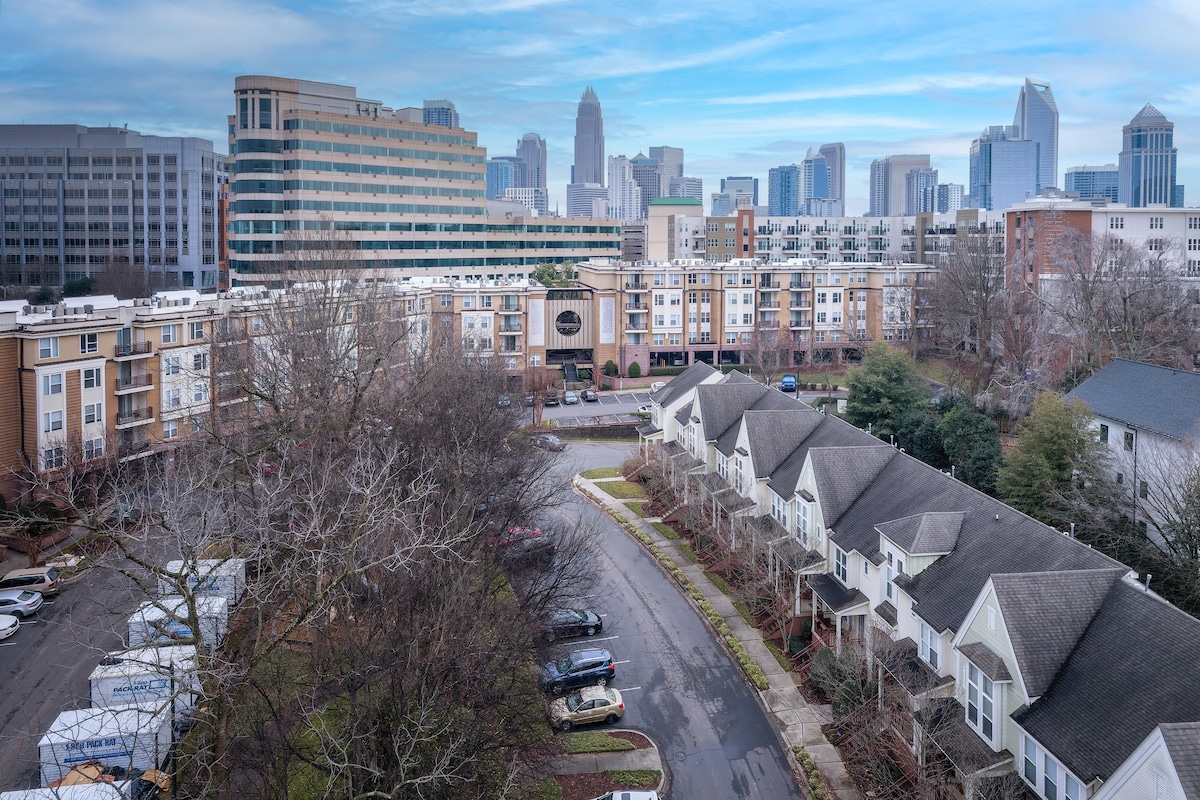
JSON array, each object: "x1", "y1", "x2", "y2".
[
  {"x1": 39, "y1": 704, "x2": 171, "y2": 787},
  {"x1": 127, "y1": 596, "x2": 228, "y2": 652},
  {"x1": 158, "y1": 558, "x2": 246, "y2": 606},
  {"x1": 90, "y1": 645, "x2": 198, "y2": 718}
]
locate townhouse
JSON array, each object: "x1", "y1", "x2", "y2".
[{"x1": 642, "y1": 361, "x2": 1200, "y2": 800}]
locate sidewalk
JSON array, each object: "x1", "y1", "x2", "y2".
[{"x1": 576, "y1": 474, "x2": 860, "y2": 800}]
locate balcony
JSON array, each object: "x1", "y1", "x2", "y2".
[
  {"x1": 498, "y1": 346, "x2": 523, "y2": 354},
  {"x1": 499, "y1": 324, "x2": 522, "y2": 333},
  {"x1": 115, "y1": 406, "x2": 154, "y2": 428},
  {"x1": 114, "y1": 341, "x2": 152, "y2": 358},
  {"x1": 758, "y1": 301, "x2": 781, "y2": 310},
  {"x1": 115, "y1": 374, "x2": 153, "y2": 393},
  {"x1": 760, "y1": 280, "x2": 780, "y2": 289},
  {"x1": 625, "y1": 282, "x2": 647, "y2": 291},
  {"x1": 624, "y1": 303, "x2": 647, "y2": 312},
  {"x1": 500, "y1": 304, "x2": 521, "y2": 313},
  {"x1": 789, "y1": 281, "x2": 811, "y2": 289}
]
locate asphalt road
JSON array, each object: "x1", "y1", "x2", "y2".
[{"x1": 552, "y1": 442, "x2": 803, "y2": 800}]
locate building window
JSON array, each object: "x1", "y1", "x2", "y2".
[
  {"x1": 83, "y1": 438, "x2": 104, "y2": 460},
  {"x1": 162, "y1": 324, "x2": 179, "y2": 344},
  {"x1": 834, "y1": 548, "x2": 848, "y2": 583},
  {"x1": 39, "y1": 337, "x2": 58, "y2": 359},
  {"x1": 1099, "y1": 424, "x2": 1108, "y2": 443},
  {"x1": 251, "y1": 316, "x2": 264, "y2": 333},
  {"x1": 43, "y1": 373, "x2": 63, "y2": 396},
  {"x1": 84, "y1": 402, "x2": 102, "y2": 424},
  {"x1": 189, "y1": 321, "x2": 204, "y2": 340},
  {"x1": 193, "y1": 353, "x2": 208, "y2": 371},
  {"x1": 80, "y1": 333, "x2": 98, "y2": 354},
  {"x1": 192, "y1": 383, "x2": 209, "y2": 403},
  {"x1": 528, "y1": 355, "x2": 541, "y2": 367},
  {"x1": 83, "y1": 367, "x2": 101, "y2": 389},
  {"x1": 165, "y1": 388, "x2": 181, "y2": 408},
  {"x1": 886, "y1": 552, "x2": 904, "y2": 601},
  {"x1": 1023, "y1": 738, "x2": 1037, "y2": 783},
  {"x1": 43, "y1": 410, "x2": 64, "y2": 432},
  {"x1": 919, "y1": 621, "x2": 939, "y2": 670},
  {"x1": 1124, "y1": 431, "x2": 1135, "y2": 451},
  {"x1": 966, "y1": 662, "x2": 994, "y2": 740},
  {"x1": 1150, "y1": 216, "x2": 1163, "y2": 229},
  {"x1": 163, "y1": 356, "x2": 181, "y2": 376},
  {"x1": 1109, "y1": 216, "x2": 1124, "y2": 230},
  {"x1": 1139, "y1": 480, "x2": 1149, "y2": 499},
  {"x1": 42, "y1": 447, "x2": 65, "y2": 470},
  {"x1": 163, "y1": 419, "x2": 179, "y2": 439}
]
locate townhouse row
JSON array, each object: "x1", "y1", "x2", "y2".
[{"x1": 640, "y1": 362, "x2": 1200, "y2": 800}]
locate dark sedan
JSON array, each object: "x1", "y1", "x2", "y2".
[{"x1": 539, "y1": 608, "x2": 603, "y2": 640}]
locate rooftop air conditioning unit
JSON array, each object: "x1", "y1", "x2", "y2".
[{"x1": 84, "y1": 304, "x2": 95, "y2": 314}]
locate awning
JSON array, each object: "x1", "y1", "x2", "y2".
[{"x1": 807, "y1": 572, "x2": 869, "y2": 614}]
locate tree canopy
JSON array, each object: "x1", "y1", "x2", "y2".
[{"x1": 844, "y1": 343, "x2": 926, "y2": 439}]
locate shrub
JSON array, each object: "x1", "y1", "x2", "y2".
[
  {"x1": 627, "y1": 361, "x2": 642, "y2": 378},
  {"x1": 604, "y1": 359, "x2": 618, "y2": 377}
]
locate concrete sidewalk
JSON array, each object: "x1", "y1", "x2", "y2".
[{"x1": 576, "y1": 474, "x2": 859, "y2": 800}]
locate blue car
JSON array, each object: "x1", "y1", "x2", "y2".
[
  {"x1": 539, "y1": 648, "x2": 616, "y2": 694},
  {"x1": 780, "y1": 374, "x2": 798, "y2": 392}
]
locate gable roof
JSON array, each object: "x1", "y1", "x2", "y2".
[
  {"x1": 1161, "y1": 723, "x2": 1200, "y2": 800},
  {"x1": 810, "y1": 445, "x2": 896, "y2": 524},
  {"x1": 877, "y1": 511, "x2": 964, "y2": 556},
  {"x1": 695, "y1": 383, "x2": 770, "y2": 441},
  {"x1": 652, "y1": 361, "x2": 721, "y2": 406},
  {"x1": 744, "y1": 409, "x2": 824, "y2": 478},
  {"x1": 1014, "y1": 580, "x2": 1200, "y2": 784},
  {"x1": 1064, "y1": 359, "x2": 1200, "y2": 441},
  {"x1": 992, "y1": 569, "x2": 1125, "y2": 698},
  {"x1": 767, "y1": 414, "x2": 879, "y2": 497}
]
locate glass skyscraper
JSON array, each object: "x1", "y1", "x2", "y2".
[
  {"x1": 1013, "y1": 79, "x2": 1058, "y2": 193},
  {"x1": 1119, "y1": 104, "x2": 1183, "y2": 208},
  {"x1": 572, "y1": 88, "x2": 604, "y2": 186}
]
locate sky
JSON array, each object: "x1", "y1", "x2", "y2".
[{"x1": 2, "y1": 0, "x2": 1198, "y2": 216}]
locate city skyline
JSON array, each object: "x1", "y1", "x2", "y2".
[{"x1": 1, "y1": 1, "x2": 1197, "y2": 216}]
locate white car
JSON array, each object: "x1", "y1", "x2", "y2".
[
  {"x1": 0, "y1": 614, "x2": 18, "y2": 640},
  {"x1": 0, "y1": 589, "x2": 42, "y2": 618},
  {"x1": 637, "y1": 404, "x2": 653, "y2": 414}
]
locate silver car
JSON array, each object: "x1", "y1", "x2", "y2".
[{"x1": 0, "y1": 589, "x2": 43, "y2": 618}]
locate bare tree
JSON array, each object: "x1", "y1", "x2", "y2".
[
  {"x1": 744, "y1": 319, "x2": 795, "y2": 387},
  {"x1": 931, "y1": 227, "x2": 1008, "y2": 396}
]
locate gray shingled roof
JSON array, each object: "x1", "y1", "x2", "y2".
[
  {"x1": 673, "y1": 399, "x2": 693, "y2": 426},
  {"x1": 651, "y1": 361, "x2": 720, "y2": 406},
  {"x1": 1064, "y1": 359, "x2": 1200, "y2": 441},
  {"x1": 808, "y1": 572, "x2": 869, "y2": 613},
  {"x1": 1014, "y1": 580, "x2": 1200, "y2": 784},
  {"x1": 1161, "y1": 722, "x2": 1200, "y2": 800},
  {"x1": 744, "y1": 409, "x2": 824, "y2": 478},
  {"x1": 766, "y1": 414, "x2": 879, "y2": 498},
  {"x1": 877, "y1": 511, "x2": 964, "y2": 556},
  {"x1": 993, "y1": 569, "x2": 1125, "y2": 698},
  {"x1": 695, "y1": 383, "x2": 769, "y2": 441},
  {"x1": 809, "y1": 445, "x2": 896, "y2": 524},
  {"x1": 957, "y1": 641, "x2": 1012, "y2": 682}
]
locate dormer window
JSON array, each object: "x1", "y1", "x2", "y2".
[
  {"x1": 966, "y1": 663, "x2": 993, "y2": 741},
  {"x1": 796, "y1": 501, "x2": 810, "y2": 546}
]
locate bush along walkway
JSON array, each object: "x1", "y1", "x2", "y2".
[{"x1": 575, "y1": 474, "x2": 861, "y2": 800}]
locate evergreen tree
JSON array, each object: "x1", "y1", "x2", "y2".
[{"x1": 844, "y1": 343, "x2": 926, "y2": 439}]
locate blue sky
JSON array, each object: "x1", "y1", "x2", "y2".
[{"x1": 2, "y1": 0, "x2": 1197, "y2": 215}]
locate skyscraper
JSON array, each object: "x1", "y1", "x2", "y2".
[
  {"x1": 648, "y1": 146, "x2": 684, "y2": 182},
  {"x1": 818, "y1": 142, "x2": 846, "y2": 206},
  {"x1": 422, "y1": 99, "x2": 460, "y2": 128},
  {"x1": 936, "y1": 184, "x2": 965, "y2": 213},
  {"x1": 721, "y1": 176, "x2": 758, "y2": 206},
  {"x1": 515, "y1": 133, "x2": 547, "y2": 191},
  {"x1": 1012, "y1": 79, "x2": 1058, "y2": 193},
  {"x1": 630, "y1": 152, "x2": 662, "y2": 219},
  {"x1": 969, "y1": 125, "x2": 1038, "y2": 211},
  {"x1": 607, "y1": 156, "x2": 641, "y2": 222},
  {"x1": 1064, "y1": 165, "x2": 1119, "y2": 202},
  {"x1": 572, "y1": 87, "x2": 604, "y2": 186},
  {"x1": 768, "y1": 164, "x2": 803, "y2": 216},
  {"x1": 486, "y1": 157, "x2": 521, "y2": 200},
  {"x1": 1119, "y1": 105, "x2": 1184, "y2": 208},
  {"x1": 868, "y1": 155, "x2": 929, "y2": 216},
  {"x1": 904, "y1": 167, "x2": 939, "y2": 214},
  {"x1": 668, "y1": 176, "x2": 703, "y2": 201}
]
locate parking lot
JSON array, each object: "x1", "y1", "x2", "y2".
[{"x1": 535, "y1": 390, "x2": 654, "y2": 427}]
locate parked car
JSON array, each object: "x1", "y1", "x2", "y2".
[
  {"x1": 0, "y1": 614, "x2": 18, "y2": 640},
  {"x1": 562, "y1": 390, "x2": 580, "y2": 405},
  {"x1": 492, "y1": 526, "x2": 557, "y2": 565},
  {"x1": 530, "y1": 433, "x2": 566, "y2": 452},
  {"x1": 497, "y1": 394, "x2": 512, "y2": 407},
  {"x1": 582, "y1": 388, "x2": 598, "y2": 402},
  {"x1": 780, "y1": 373, "x2": 798, "y2": 392},
  {"x1": 544, "y1": 391, "x2": 560, "y2": 406},
  {"x1": 636, "y1": 404, "x2": 653, "y2": 415},
  {"x1": 0, "y1": 566, "x2": 62, "y2": 596},
  {"x1": 539, "y1": 647, "x2": 616, "y2": 694},
  {"x1": 548, "y1": 686, "x2": 625, "y2": 731},
  {"x1": 539, "y1": 608, "x2": 603, "y2": 640},
  {"x1": 0, "y1": 589, "x2": 43, "y2": 618},
  {"x1": 522, "y1": 393, "x2": 536, "y2": 407}
]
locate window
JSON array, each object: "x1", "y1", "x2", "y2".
[
  {"x1": 42, "y1": 447, "x2": 65, "y2": 470},
  {"x1": 43, "y1": 373, "x2": 63, "y2": 395},
  {"x1": 192, "y1": 383, "x2": 209, "y2": 403},
  {"x1": 1044, "y1": 756, "x2": 1058, "y2": 799},
  {"x1": 966, "y1": 663, "x2": 994, "y2": 740},
  {"x1": 163, "y1": 419, "x2": 179, "y2": 439},
  {"x1": 1109, "y1": 216, "x2": 1124, "y2": 229},
  {"x1": 462, "y1": 296, "x2": 474, "y2": 309},
  {"x1": 39, "y1": 337, "x2": 58, "y2": 359},
  {"x1": 440, "y1": 294, "x2": 452, "y2": 308},
  {"x1": 886, "y1": 553, "x2": 904, "y2": 601},
  {"x1": 797, "y1": 502, "x2": 811, "y2": 544},
  {"x1": 79, "y1": 333, "x2": 98, "y2": 354},
  {"x1": 193, "y1": 353, "x2": 208, "y2": 371},
  {"x1": 528, "y1": 355, "x2": 541, "y2": 367},
  {"x1": 163, "y1": 356, "x2": 180, "y2": 376},
  {"x1": 84, "y1": 402, "x2": 102, "y2": 424},
  {"x1": 1099, "y1": 424, "x2": 1108, "y2": 443},
  {"x1": 251, "y1": 316, "x2": 264, "y2": 333},
  {"x1": 1124, "y1": 431, "x2": 1135, "y2": 451},
  {"x1": 1150, "y1": 215, "x2": 1164, "y2": 229},
  {"x1": 1023, "y1": 738, "x2": 1037, "y2": 783},
  {"x1": 834, "y1": 548, "x2": 848, "y2": 583},
  {"x1": 83, "y1": 367, "x2": 101, "y2": 389},
  {"x1": 1139, "y1": 480, "x2": 1149, "y2": 499},
  {"x1": 189, "y1": 321, "x2": 204, "y2": 340},
  {"x1": 162, "y1": 324, "x2": 179, "y2": 344},
  {"x1": 43, "y1": 410, "x2": 64, "y2": 432},
  {"x1": 919, "y1": 621, "x2": 939, "y2": 670},
  {"x1": 165, "y1": 388, "x2": 181, "y2": 408},
  {"x1": 83, "y1": 438, "x2": 103, "y2": 459}
]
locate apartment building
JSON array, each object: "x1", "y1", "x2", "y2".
[
  {"x1": 0, "y1": 125, "x2": 227, "y2": 290},
  {"x1": 642, "y1": 363, "x2": 1200, "y2": 800},
  {"x1": 226, "y1": 76, "x2": 619, "y2": 285}
]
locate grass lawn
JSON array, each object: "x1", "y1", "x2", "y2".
[
  {"x1": 603, "y1": 769, "x2": 661, "y2": 788},
  {"x1": 561, "y1": 731, "x2": 636, "y2": 754},
  {"x1": 580, "y1": 467, "x2": 623, "y2": 479},
  {"x1": 595, "y1": 481, "x2": 648, "y2": 500},
  {"x1": 651, "y1": 522, "x2": 678, "y2": 539},
  {"x1": 626, "y1": 501, "x2": 654, "y2": 518}
]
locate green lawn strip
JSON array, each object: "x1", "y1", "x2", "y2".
[
  {"x1": 650, "y1": 522, "x2": 678, "y2": 539},
  {"x1": 595, "y1": 481, "x2": 648, "y2": 500},
  {"x1": 561, "y1": 731, "x2": 636, "y2": 753},
  {"x1": 603, "y1": 769, "x2": 662, "y2": 788},
  {"x1": 675, "y1": 541, "x2": 699, "y2": 564},
  {"x1": 580, "y1": 467, "x2": 623, "y2": 479},
  {"x1": 706, "y1": 571, "x2": 730, "y2": 594},
  {"x1": 626, "y1": 501, "x2": 653, "y2": 518},
  {"x1": 733, "y1": 600, "x2": 756, "y2": 629}
]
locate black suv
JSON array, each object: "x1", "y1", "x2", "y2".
[{"x1": 539, "y1": 648, "x2": 616, "y2": 694}]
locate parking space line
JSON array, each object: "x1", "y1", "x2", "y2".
[
  {"x1": 590, "y1": 635, "x2": 619, "y2": 643},
  {"x1": 0, "y1": 642, "x2": 18, "y2": 647},
  {"x1": 614, "y1": 659, "x2": 632, "y2": 665},
  {"x1": 616, "y1": 685, "x2": 643, "y2": 692}
]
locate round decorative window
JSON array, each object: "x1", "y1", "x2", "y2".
[{"x1": 555, "y1": 310, "x2": 582, "y2": 337}]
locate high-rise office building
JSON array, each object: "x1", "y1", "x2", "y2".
[
  {"x1": 1012, "y1": 79, "x2": 1058, "y2": 193},
  {"x1": 803, "y1": 150, "x2": 830, "y2": 203},
  {"x1": 767, "y1": 164, "x2": 803, "y2": 216},
  {"x1": 818, "y1": 143, "x2": 845, "y2": 205},
  {"x1": 486, "y1": 156, "x2": 521, "y2": 200},
  {"x1": 630, "y1": 152, "x2": 662, "y2": 219},
  {"x1": 422, "y1": 99, "x2": 460, "y2": 128},
  {"x1": 868, "y1": 155, "x2": 929, "y2": 216},
  {"x1": 648, "y1": 146, "x2": 684, "y2": 182},
  {"x1": 936, "y1": 184, "x2": 965, "y2": 213},
  {"x1": 904, "y1": 167, "x2": 938, "y2": 214},
  {"x1": 572, "y1": 87, "x2": 604, "y2": 186},
  {"x1": 515, "y1": 133, "x2": 547, "y2": 191},
  {"x1": 607, "y1": 156, "x2": 641, "y2": 222},
  {"x1": 668, "y1": 176, "x2": 703, "y2": 201},
  {"x1": 1119, "y1": 104, "x2": 1184, "y2": 208},
  {"x1": 721, "y1": 176, "x2": 758, "y2": 206},
  {"x1": 1064, "y1": 165, "x2": 1119, "y2": 202},
  {"x1": 969, "y1": 125, "x2": 1038, "y2": 211},
  {"x1": 566, "y1": 182, "x2": 607, "y2": 217},
  {"x1": 0, "y1": 124, "x2": 226, "y2": 290}
]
